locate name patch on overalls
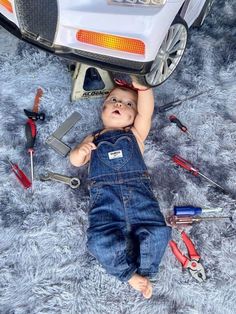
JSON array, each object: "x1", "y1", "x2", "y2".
[{"x1": 108, "y1": 150, "x2": 123, "y2": 160}]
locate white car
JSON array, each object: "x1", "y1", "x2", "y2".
[{"x1": 0, "y1": 0, "x2": 214, "y2": 86}]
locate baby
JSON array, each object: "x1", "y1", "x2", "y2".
[{"x1": 70, "y1": 79, "x2": 171, "y2": 299}]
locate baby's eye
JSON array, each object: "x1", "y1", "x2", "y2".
[
  {"x1": 124, "y1": 101, "x2": 135, "y2": 107},
  {"x1": 110, "y1": 97, "x2": 117, "y2": 102}
]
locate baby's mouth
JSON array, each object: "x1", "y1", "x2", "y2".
[{"x1": 112, "y1": 109, "x2": 121, "y2": 115}]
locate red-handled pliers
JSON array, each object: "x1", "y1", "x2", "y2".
[{"x1": 169, "y1": 231, "x2": 206, "y2": 282}]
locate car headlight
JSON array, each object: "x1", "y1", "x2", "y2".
[
  {"x1": 107, "y1": 0, "x2": 167, "y2": 6},
  {"x1": 0, "y1": 0, "x2": 13, "y2": 13}
]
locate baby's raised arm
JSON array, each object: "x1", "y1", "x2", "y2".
[
  {"x1": 69, "y1": 134, "x2": 96, "y2": 167},
  {"x1": 132, "y1": 79, "x2": 154, "y2": 142}
]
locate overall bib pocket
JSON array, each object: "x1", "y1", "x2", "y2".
[{"x1": 97, "y1": 136, "x2": 133, "y2": 170}]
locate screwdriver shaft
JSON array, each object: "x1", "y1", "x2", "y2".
[
  {"x1": 198, "y1": 171, "x2": 225, "y2": 191},
  {"x1": 29, "y1": 151, "x2": 34, "y2": 191},
  {"x1": 186, "y1": 130, "x2": 193, "y2": 139},
  {"x1": 195, "y1": 216, "x2": 231, "y2": 221}
]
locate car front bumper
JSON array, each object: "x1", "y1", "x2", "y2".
[
  {"x1": 0, "y1": 12, "x2": 153, "y2": 75},
  {"x1": 0, "y1": 0, "x2": 184, "y2": 75}
]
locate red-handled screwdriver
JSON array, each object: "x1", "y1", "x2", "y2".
[
  {"x1": 169, "y1": 115, "x2": 192, "y2": 138},
  {"x1": 7, "y1": 158, "x2": 31, "y2": 189},
  {"x1": 25, "y1": 118, "x2": 37, "y2": 190},
  {"x1": 172, "y1": 154, "x2": 225, "y2": 191}
]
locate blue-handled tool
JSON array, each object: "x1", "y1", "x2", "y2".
[{"x1": 174, "y1": 206, "x2": 223, "y2": 216}]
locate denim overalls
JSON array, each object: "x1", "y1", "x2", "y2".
[{"x1": 87, "y1": 128, "x2": 171, "y2": 282}]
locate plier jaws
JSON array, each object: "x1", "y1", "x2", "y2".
[
  {"x1": 169, "y1": 231, "x2": 206, "y2": 282},
  {"x1": 187, "y1": 260, "x2": 206, "y2": 282}
]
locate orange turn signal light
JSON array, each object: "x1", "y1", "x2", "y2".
[
  {"x1": 77, "y1": 30, "x2": 145, "y2": 55},
  {"x1": 0, "y1": 0, "x2": 13, "y2": 13}
]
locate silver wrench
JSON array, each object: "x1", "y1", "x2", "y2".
[{"x1": 40, "y1": 171, "x2": 80, "y2": 189}]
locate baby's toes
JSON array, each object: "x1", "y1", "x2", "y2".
[{"x1": 142, "y1": 282, "x2": 153, "y2": 299}]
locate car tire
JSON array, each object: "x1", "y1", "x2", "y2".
[
  {"x1": 132, "y1": 15, "x2": 188, "y2": 88},
  {"x1": 193, "y1": 0, "x2": 214, "y2": 27}
]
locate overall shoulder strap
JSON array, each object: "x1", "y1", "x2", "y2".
[{"x1": 93, "y1": 129, "x2": 103, "y2": 141}]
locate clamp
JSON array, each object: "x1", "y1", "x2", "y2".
[{"x1": 169, "y1": 231, "x2": 206, "y2": 282}]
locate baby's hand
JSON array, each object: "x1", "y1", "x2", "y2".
[
  {"x1": 78, "y1": 142, "x2": 96, "y2": 159},
  {"x1": 131, "y1": 75, "x2": 150, "y2": 91},
  {"x1": 70, "y1": 138, "x2": 96, "y2": 167}
]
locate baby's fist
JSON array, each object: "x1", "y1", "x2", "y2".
[
  {"x1": 131, "y1": 75, "x2": 149, "y2": 90},
  {"x1": 79, "y1": 142, "x2": 96, "y2": 157}
]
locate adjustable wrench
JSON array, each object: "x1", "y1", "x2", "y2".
[{"x1": 40, "y1": 171, "x2": 80, "y2": 189}]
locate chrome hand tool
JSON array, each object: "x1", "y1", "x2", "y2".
[
  {"x1": 169, "y1": 231, "x2": 206, "y2": 282},
  {"x1": 40, "y1": 171, "x2": 80, "y2": 189}
]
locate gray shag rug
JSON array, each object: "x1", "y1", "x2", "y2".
[{"x1": 0, "y1": 1, "x2": 236, "y2": 313}]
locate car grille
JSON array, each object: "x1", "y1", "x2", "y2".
[{"x1": 14, "y1": 0, "x2": 58, "y2": 46}]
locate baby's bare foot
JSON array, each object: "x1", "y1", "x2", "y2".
[{"x1": 128, "y1": 273, "x2": 153, "y2": 299}]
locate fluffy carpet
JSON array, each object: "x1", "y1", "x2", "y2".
[{"x1": 0, "y1": 1, "x2": 235, "y2": 313}]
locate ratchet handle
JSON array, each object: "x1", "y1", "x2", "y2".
[
  {"x1": 169, "y1": 240, "x2": 188, "y2": 268},
  {"x1": 169, "y1": 115, "x2": 187, "y2": 132},
  {"x1": 181, "y1": 231, "x2": 200, "y2": 260},
  {"x1": 172, "y1": 155, "x2": 199, "y2": 176}
]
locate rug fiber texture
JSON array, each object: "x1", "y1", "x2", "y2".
[{"x1": 0, "y1": 1, "x2": 236, "y2": 313}]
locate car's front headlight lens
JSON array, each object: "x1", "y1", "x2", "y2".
[
  {"x1": 0, "y1": 0, "x2": 13, "y2": 13},
  {"x1": 76, "y1": 30, "x2": 145, "y2": 55},
  {"x1": 107, "y1": 0, "x2": 166, "y2": 6}
]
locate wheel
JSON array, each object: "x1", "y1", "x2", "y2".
[
  {"x1": 141, "y1": 15, "x2": 188, "y2": 87},
  {"x1": 193, "y1": 0, "x2": 214, "y2": 27}
]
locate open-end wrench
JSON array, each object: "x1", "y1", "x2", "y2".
[{"x1": 40, "y1": 171, "x2": 80, "y2": 189}]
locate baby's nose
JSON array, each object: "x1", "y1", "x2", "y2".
[{"x1": 115, "y1": 101, "x2": 123, "y2": 107}]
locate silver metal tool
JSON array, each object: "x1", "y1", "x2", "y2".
[
  {"x1": 46, "y1": 112, "x2": 81, "y2": 157},
  {"x1": 40, "y1": 171, "x2": 80, "y2": 189}
]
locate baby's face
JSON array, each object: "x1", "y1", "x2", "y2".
[{"x1": 101, "y1": 88, "x2": 138, "y2": 128}]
